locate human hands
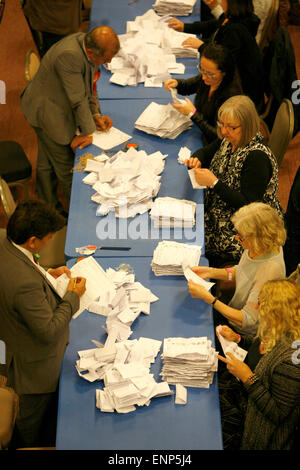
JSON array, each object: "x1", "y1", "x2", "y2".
[
  {"x1": 70, "y1": 135, "x2": 93, "y2": 152},
  {"x1": 48, "y1": 266, "x2": 71, "y2": 279},
  {"x1": 203, "y1": 0, "x2": 219, "y2": 9},
  {"x1": 182, "y1": 37, "x2": 203, "y2": 49},
  {"x1": 188, "y1": 280, "x2": 214, "y2": 303},
  {"x1": 164, "y1": 79, "x2": 178, "y2": 91},
  {"x1": 172, "y1": 98, "x2": 195, "y2": 116},
  {"x1": 216, "y1": 325, "x2": 240, "y2": 343},
  {"x1": 194, "y1": 168, "x2": 218, "y2": 187},
  {"x1": 94, "y1": 114, "x2": 113, "y2": 132},
  {"x1": 190, "y1": 266, "x2": 212, "y2": 279},
  {"x1": 184, "y1": 157, "x2": 201, "y2": 169},
  {"x1": 168, "y1": 18, "x2": 184, "y2": 32},
  {"x1": 67, "y1": 276, "x2": 86, "y2": 297},
  {"x1": 218, "y1": 352, "x2": 253, "y2": 383}
]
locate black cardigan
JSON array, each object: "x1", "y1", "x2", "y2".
[
  {"x1": 176, "y1": 74, "x2": 242, "y2": 145},
  {"x1": 183, "y1": 14, "x2": 264, "y2": 112}
]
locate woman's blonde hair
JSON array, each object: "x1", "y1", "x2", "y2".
[
  {"x1": 231, "y1": 202, "x2": 286, "y2": 255},
  {"x1": 217, "y1": 95, "x2": 260, "y2": 148},
  {"x1": 257, "y1": 279, "x2": 300, "y2": 352}
]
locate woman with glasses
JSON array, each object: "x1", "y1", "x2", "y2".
[
  {"x1": 187, "y1": 202, "x2": 286, "y2": 337},
  {"x1": 216, "y1": 279, "x2": 300, "y2": 450},
  {"x1": 168, "y1": 0, "x2": 264, "y2": 112},
  {"x1": 185, "y1": 94, "x2": 282, "y2": 267},
  {"x1": 164, "y1": 43, "x2": 242, "y2": 145}
]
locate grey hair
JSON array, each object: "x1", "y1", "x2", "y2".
[{"x1": 217, "y1": 95, "x2": 260, "y2": 148}]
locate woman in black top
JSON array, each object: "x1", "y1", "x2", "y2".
[
  {"x1": 168, "y1": 0, "x2": 264, "y2": 112},
  {"x1": 185, "y1": 95, "x2": 282, "y2": 267},
  {"x1": 164, "y1": 43, "x2": 242, "y2": 145}
]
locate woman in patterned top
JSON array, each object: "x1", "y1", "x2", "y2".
[
  {"x1": 185, "y1": 94, "x2": 282, "y2": 267},
  {"x1": 217, "y1": 279, "x2": 300, "y2": 450}
]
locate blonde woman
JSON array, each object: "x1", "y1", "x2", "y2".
[
  {"x1": 188, "y1": 202, "x2": 286, "y2": 336},
  {"x1": 185, "y1": 95, "x2": 282, "y2": 267},
  {"x1": 217, "y1": 279, "x2": 300, "y2": 450}
]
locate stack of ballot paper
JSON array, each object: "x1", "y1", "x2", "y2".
[
  {"x1": 150, "y1": 197, "x2": 197, "y2": 228},
  {"x1": 153, "y1": 0, "x2": 197, "y2": 16},
  {"x1": 135, "y1": 102, "x2": 192, "y2": 139},
  {"x1": 160, "y1": 337, "x2": 218, "y2": 388},
  {"x1": 106, "y1": 9, "x2": 198, "y2": 88},
  {"x1": 216, "y1": 326, "x2": 248, "y2": 362},
  {"x1": 75, "y1": 337, "x2": 173, "y2": 413},
  {"x1": 151, "y1": 240, "x2": 202, "y2": 275},
  {"x1": 82, "y1": 146, "x2": 167, "y2": 218}
]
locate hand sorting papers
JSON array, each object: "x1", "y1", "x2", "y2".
[
  {"x1": 188, "y1": 169, "x2": 207, "y2": 189},
  {"x1": 106, "y1": 9, "x2": 198, "y2": 88},
  {"x1": 135, "y1": 102, "x2": 192, "y2": 139},
  {"x1": 182, "y1": 261, "x2": 215, "y2": 291},
  {"x1": 151, "y1": 240, "x2": 202, "y2": 276},
  {"x1": 153, "y1": 0, "x2": 197, "y2": 16},
  {"x1": 82, "y1": 146, "x2": 167, "y2": 218},
  {"x1": 150, "y1": 197, "x2": 197, "y2": 228},
  {"x1": 76, "y1": 337, "x2": 173, "y2": 413},
  {"x1": 161, "y1": 337, "x2": 218, "y2": 388},
  {"x1": 216, "y1": 326, "x2": 248, "y2": 362}
]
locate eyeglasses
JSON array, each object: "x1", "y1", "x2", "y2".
[
  {"x1": 217, "y1": 120, "x2": 242, "y2": 131},
  {"x1": 196, "y1": 64, "x2": 217, "y2": 78}
]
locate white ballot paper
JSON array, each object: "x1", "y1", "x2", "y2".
[
  {"x1": 178, "y1": 146, "x2": 191, "y2": 164},
  {"x1": 188, "y1": 169, "x2": 206, "y2": 189},
  {"x1": 170, "y1": 88, "x2": 186, "y2": 104},
  {"x1": 216, "y1": 326, "x2": 248, "y2": 362},
  {"x1": 175, "y1": 384, "x2": 187, "y2": 405},
  {"x1": 182, "y1": 261, "x2": 215, "y2": 291},
  {"x1": 92, "y1": 126, "x2": 132, "y2": 150}
]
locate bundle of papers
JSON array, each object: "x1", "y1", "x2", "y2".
[
  {"x1": 150, "y1": 197, "x2": 197, "y2": 228},
  {"x1": 153, "y1": 0, "x2": 197, "y2": 16},
  {"x1": 106, "y1": 9, "x2": 198, "y2": 88},
  {"x1": 151, "y1": 240, "x2": 202, "y2": 276},
  {"x1": 135, "y1": 102, "x2": 192, "y2": 139},
  {"x1": 160, "y1": 337, "x2": 218, "y2": 388},
  {"x1": 76, "y1": 337, "x2": 173, "y2": 413},
  {"x1": 216, "y1": 326, "x2": 248, "y2": 362},
  {"x1": 82, "y1": 146, "x2": 167, "y2": 218}
]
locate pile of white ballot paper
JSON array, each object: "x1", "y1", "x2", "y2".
[
  {"x1": 153, "y1": 0, "x2": 197, "y2": 16},
  {"x1": 151, "y1": 240, "x2": 202, "y2": 275},
  {"x1": 160, "y1": 337, "x2": 218, "y2": 388},
  {"x1": 106, "y1": 9, "x2": 199, "y2": 88},
  {"x1": 82, "y1": 146, "x2": 167, "y2": 218},
  {"x1": 135, "y1": 102, "x2": 192, "y2": 139},
  {"x1": 150, "y1": 196, "x2": 197, "y2": 228}
]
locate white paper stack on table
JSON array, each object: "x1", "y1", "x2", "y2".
[
  {"x1": 75, "y1": 337, "x2": 173, "y2": 413},
  {"x1": 151, "y1": 240, "x2": 202, "y2": 276},
  {"x1": 105, "y1": 9, "x2": 198, "y2": 88},
  {"x1": 150, "y1": 197, "x2": 197, "y2": 228},
  {"x1": 153, "y1": 0, "x2": 197, "y2": 16},
  {"x1": 82, "y1": 146, "x2": 167, "y2": 218},
  {"x1": 135, "y1": 102, "x2": 192, "y2": 139},
  {"x1": 160, "y1": 337, "x2": 218, "y2": 388}
]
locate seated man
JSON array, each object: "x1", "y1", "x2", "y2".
[{"x1": 0, "y1": 199, "x2": 86, "y2": 448}]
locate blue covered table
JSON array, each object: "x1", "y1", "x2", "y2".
[{"x1": 55, "y1": 256, "x2": 223, "y2": 450}]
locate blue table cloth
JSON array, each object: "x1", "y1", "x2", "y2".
[{"x1": 55, "y1": 256, "x2": 223, "y2": 450}]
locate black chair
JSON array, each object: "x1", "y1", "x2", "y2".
[{"x1": 0, "y1": 140, "x2": 32, "y2": 198}]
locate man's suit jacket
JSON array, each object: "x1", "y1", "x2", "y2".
[
  {"x1": 0, "y1": 236, "x2": 79, "y2": 395},
  {"x1": 21, "y1": 33, "x2": 100, "y2": 145}
]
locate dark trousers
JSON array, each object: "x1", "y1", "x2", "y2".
[
  {"x1": 10, "y1": 388, "x2": 58, "y2": 449},
  {"x1": 34, "y1": 126, "x2": 74, "y2": 215}
]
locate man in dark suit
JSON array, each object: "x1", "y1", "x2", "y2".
[
  {"x1": 0, "y1": 200, "x2": 86, "y2": 448},
  {"x1": 21, "y1": 26, "x2": 120, "y2": 216}
]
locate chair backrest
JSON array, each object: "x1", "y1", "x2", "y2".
[
  {"x1": 268, "y1": 98, "x2": 294, "y2": 167},
  {"x1": 258, "y1": 0, "x2": 280, "y2": 52},
  {"x1": 25, "y1": 50, "x2": 40, "y2": 83},
  {"x1": 0, "y1": 377, "x2": 19, "y2": 450},
  {"x1": 0, "y1": 177, "x2": 16, "y2": 219}
]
